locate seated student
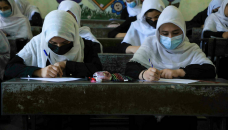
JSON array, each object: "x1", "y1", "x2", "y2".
[
  {"x1": 119, "y1": 0, "x2": 165, "y2": 54},
  {"x1": 202, "y1": 0, "x2": 228, "y2": 80},
  {"x1": 186, "y1": 0, "x2": 223, "y2": 30},
  {"x1": 120, "y1": 0, "x2": 141, "y2": 20},
  {"x1": 58, "y1": 0, "x2": 103, "y2": 53},
  {"x1": 108, "y1": 0, "x2": 142, "y2": 38},
  {"x1": 0, "y1": 0, "x2": 33, "y2": 40},
  {"x1": 4, "y1": 10, "x2": 102, "y2": 79},
  {"x1": 125, "y1": 6, "x2": 216, "y2": 81},
  {"x1": 0, "y1": 30, "x2": 10, "y2": 82},
  {"x1": 14, "y1": 0, "x2": 43, "y2": 26},
  {"x1": 202, "y1": 0, "x2": 228, "y2": 39}
]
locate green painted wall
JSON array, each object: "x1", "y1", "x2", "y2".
[{"x1": 179, "y1": 0, "x2": 211, "y2": 21}]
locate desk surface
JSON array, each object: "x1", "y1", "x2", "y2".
[{"x1": 2, "y1": 78, "x2": 228, "y2": 115}]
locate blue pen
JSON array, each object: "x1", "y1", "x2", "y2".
[
  {"x1": 44, "y1": 50, "x2": 53, "y2": 65},
  {"x1": 149, "y1": 59, "x2": 153, "y2": 68}
]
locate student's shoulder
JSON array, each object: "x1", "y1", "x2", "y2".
[
  {"x1": 128, "y1": 20, "x2": 141, "y2": 30},
  {"x1": 82, "y1": 38, "x2": 95, "y2": 49},
  {"x1": 141, "y1": 35, "x2": 158, "y2": 48},
  {"x1": 26, "y1": 34, "x2": 41, "y2": 48},
  {"x1": 205, "y1": 13, "x2": 217, "y2": 21},
  {"x1": 145, "y1": 35, "x2": 157, "y2": 41}
]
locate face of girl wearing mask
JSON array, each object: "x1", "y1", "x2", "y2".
[
  {"x1": 126, "y1": 0, "x2": 137, "y2": 8},
  {"x1": 145, "y1": 10, "x2": 161, "y2": 28},
  {"x1": 0, "y1": 1, "x2": 12, "y2": 17},
  {"x1": 159, "y1": 23, "x2": 184, "y2": 50},
  {"x1": 48, "y1": 37, "x2": 73, "y2": 55}
]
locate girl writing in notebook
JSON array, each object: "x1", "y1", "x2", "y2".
[
  {"x1": 4, "y1": 10, "x2": 102, "y2": 79},
  {"x1": 125, "y1": 6, "x2": 216, "y2": 81}
]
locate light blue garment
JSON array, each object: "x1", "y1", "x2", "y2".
[
  {"x1": 0, "y1": 9, "x2": 12, "y2": 18},
  {"x1": 127, "y1": 1, "x2": 137, "y2": 8},
  {"x1": 160, "y1": 34, "x2": 183, "y2": 50}
]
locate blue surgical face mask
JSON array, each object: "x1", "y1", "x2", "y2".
[
  {"x1": 160, "y1": 34, "x2": 183, "y2": 50},
  {"x1": 127, "y1": 1, "x2": 137, "y2": 8},
  {"x1": 0, "y1": 9, "x2": 12, "y2": 18}
]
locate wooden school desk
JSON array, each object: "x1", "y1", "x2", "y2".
[{"x1": 2, "y1": 78, "x2": 228, "y2": 116}]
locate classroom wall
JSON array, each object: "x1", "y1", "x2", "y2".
[
  {"x1": 179, "y1": 0, "x2": 211, "y2": 21},
  {"x1": 27, "y1": 0, "x2": 211, "y2": 21}
]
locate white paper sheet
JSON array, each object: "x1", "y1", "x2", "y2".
[
  {"x1": 21, "y1": 77, "x2": 82, "y2": 82},
  {"x1": 158, "y1": 78, "x2": 199, "y2": 84},
  {"x1": 140, "y1": 78, "x2": 199, "y2": 84}
]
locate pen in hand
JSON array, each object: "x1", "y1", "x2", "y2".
[
  {"x1": 149, "y1": 58, "x2": 160, "y2": 80},
  {"x1": 43, "y1": 50, "x2": 63, "y2": 77},
  {"x1": 149, "y1": 59, "x2": 153, "y2": 68},
  {"x1": 44, "y1": 50, "x2": 53, "y2": 65}
]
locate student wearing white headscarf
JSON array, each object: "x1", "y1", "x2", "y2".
[
  {"x1": 0, "y1": 30, "x2": 10, "y2": 81},
  {"x1": 0, "y1": 0, "x2": 33, "y2": 40},
  {"x1": 108, "y1": 0, "x2": 143, "y2": 38},
  {"x1": 108, "y1": 0, "x2": 142, "y2": 38},
  {"x1": 202, "y1": 0, "x2": 228, "y2": 38},
  {"x1": 4, "y1": 10, "x2": 102, "y2": 79},
  {"x1": 14, "y1": 0, "x2": 43, "y2": 26},
  {"x1": 186, "y1": 0, "x2": 223, "y2": 29},
  {"x1": 202, "y1": 0, "x2": 228, "y2": 80},
  {"x1": 125, "y1": 6, "x2": 216, "y2": 81},
  {"x1": 119, "y1": 0, "x2": 165, "y2": 53},
  {"x1": 121, "y1": 0, "x2": 141, "y2": 20},
  {"x1": 58, "y1": 0, "x2": 103, "y2": 53}
]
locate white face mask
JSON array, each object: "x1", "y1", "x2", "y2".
[{"x1": 160, "y1": 34, "x2": 183, "y2": 50}]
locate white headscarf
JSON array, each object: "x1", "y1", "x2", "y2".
[
  {"x1": 122, "y1": 0, "x2": 165, "y2": 46},
  {"x1": 17, "y1": 10, "x2": 84, "y2": 68},
  {"x1": 125, "y1": 0, "x2": 141, "y2": 17},
  {"x1": 131, "y1": 6, "x2": 214, "y2": 70},
  {"x1": 58, "y1": 0, "x2": 102, "y2": 52},
  {"x1": 202, "y1": 0, "x2": 228, "y2": 38},
  {"x1": 14, "y1": 0, "x2": 40, "y2": 20},
  {"x1": 0, "y1": 30, "x2": 10, "y2": 80},
  {"x1": 207, "y1": 0, "x2": 224, "y2": 16},
  {"x1": 0, "y1": 0, "x2": 33, "y2": 40}
]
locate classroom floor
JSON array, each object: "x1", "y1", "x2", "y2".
[{"x1": 0, "y1": 116, "x2": 217, "y2": 130}]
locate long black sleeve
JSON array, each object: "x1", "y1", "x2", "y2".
[
  {"x1": 4, "y1": 55, "x2": 41, "y2": 79},
  {"x1": 125, "y1": 62, "x2": 147, "y2": 79},
  {"x1": 108, "y1": 16, "x2": 137, "y2": 38},
  {"x1": 120, "y1": 8, "x2": 129, "y2": 20},
  {"x1": 203, "y1": 31, "x2": 225, "y2": 38},
  {"x1": 65, "y1": 39, "x2": 102, "y2": 78},
  {"x1": 118, "y1": 42, "x2": 132, "y2": 53},
  {"x1": 125, "y1": 62, "x2": 216, "y2": 79},
  {"x1": 30, "y1": 12, "x2": 43, "y2": 27},
  {"x1": 182, "y1": 64, "x2": 216, "y2": 79},
  {"x1": 93, "y1": 42, "x2": 101, "y2": 53},
  {"x1": 186, "y1": 8, "x2": 208, "y2": 29}
]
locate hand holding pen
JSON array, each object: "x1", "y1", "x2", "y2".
[
  {"x1": 140, "y1": 59, "x2": 160, "y2": 81},
  {"x1": 32, "y1": 50, "x2": 63, "y2": 78}
]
